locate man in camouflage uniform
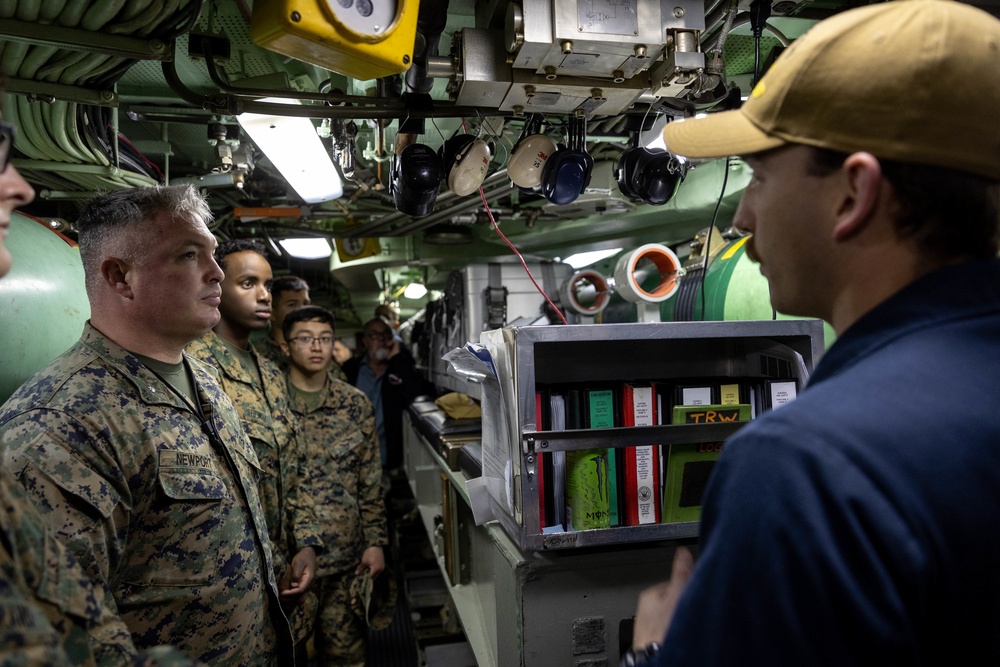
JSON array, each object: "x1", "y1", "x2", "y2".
[
  {"x1": 256, "y1": 275, "x2": 307, "y2": 369},
  {"x1": 186, "y1": 240, "x2": 321, "y2": 644},
  {"x1": 255, "y1": 274, "x2": 350, "y2": 381},
  {"x1": 283, "y1": 306, "x2": 388, "y2": 666},
  {"x1": 0, "y1": 185, "x2": 292, "y2": 665},
  {"x1": 2, "y1": 466, "x2": 203, "y2": 667}
]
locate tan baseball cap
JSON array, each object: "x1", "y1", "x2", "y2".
[{"x1": 663, "y1": 0, "x2": 1000, "y2": 181}]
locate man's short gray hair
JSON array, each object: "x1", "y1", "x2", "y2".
[{"x1": 76, "y1": 185, "x2": 212, "y2": 295}]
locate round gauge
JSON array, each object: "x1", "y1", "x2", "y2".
[
  {"x1": 324, "y1": 0, "x2": 398, "y2": 37},
  {"x1": 339, "y1": 237, "x2": 367, "y2": 257}
]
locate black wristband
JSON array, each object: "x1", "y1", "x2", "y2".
[{"x1": 621, "y1": 642, "x2": 661, "y2": 667}]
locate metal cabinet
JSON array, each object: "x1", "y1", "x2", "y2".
[
  {"x1": 477, "y1": 320, "x2": 825, "y2": 551},
  {"x1": 404, "y1": 414, "x2": 685, "y2": 667},
  {"x1": 406, "y1": 319, "x2": 825, "y2": 666}
]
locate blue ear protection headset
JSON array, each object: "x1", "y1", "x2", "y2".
[{"x1": 541, "y1": 114, "x2": 594, "y2": 206}]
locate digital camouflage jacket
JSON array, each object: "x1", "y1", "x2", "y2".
[
  {"x1": 0, "y1": 323, "x2": 291, "y2": 666},
  {"x1": 187, "y1": 331, "x2": 322, "y2": 572},
  {"x1": 286, "y1": 373, "x2": 387, "y2": 576},
  {"x1": 0, "y1": 467, "x2": 202, "y2": 667}
]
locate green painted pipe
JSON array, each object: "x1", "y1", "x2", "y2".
[
  {"x1": 692, "y1": 236, "x2": 836, "y2": 348},
  {"x1": 0, "y1": 211, "x2": 90, "y2": 403}
]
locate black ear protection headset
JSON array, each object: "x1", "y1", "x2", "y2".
[
  {"x1": 390, "y1": 143, "x2": 443, "y2": 217},
  {"x1": 541, "y1": 114, "x2": 594, "y2": 206},
  {"x1": 439, "y1": 133, "x2": 476, "y2": 175},
  {"x1": 615, "y1": 146, "x2": 686, "y2": 206}
]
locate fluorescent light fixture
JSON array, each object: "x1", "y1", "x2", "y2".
[
  {"x1": 278, "y1": 238, "x2": 332, "y2": 259},
  {"x1": 562, "y1": 248, "x2": 623, "y2": 269},
  {"x1": 403, "y1": 282, "x2": 428, "y2": 299},
  {"x1": 237, "y1": 98, "x2": 343, "y2": 203}
]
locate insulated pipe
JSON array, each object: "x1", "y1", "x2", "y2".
[
  {"x1": 15, "y1": 0, "x2": 42, "y2": 21},
  {"x1": 142, "y1": 0, "x2": 182, "y2": 36},
  {"x1": 81, "y1": 0, "x2": 128, "y2": 31},
  {"x1": 613, "y1": 244, "x2": 683, "y2": 303},
  {"x1": 57, "y1": 0, "x2": 91, "y2": 28},
  {"x1": 36, "y1": 50, "x2": 90, "y2": 80},
  {"x1": 560, "y1": 270, "x2": 611, "y2": 316},
  {"x1": 109, "y1": 0, "x2": 166, "y2": 34}
]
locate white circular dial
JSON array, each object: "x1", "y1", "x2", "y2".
[{"x1": 325, "y1": 0, "x2": 398, "y2": 37}]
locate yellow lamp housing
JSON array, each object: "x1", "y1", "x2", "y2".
[
  {"x1": 251, "y1": 0, "x2": 419, "y2": 81},
  {"x1": 336, "y1": 236, "x2": 381, "y2": 263}
]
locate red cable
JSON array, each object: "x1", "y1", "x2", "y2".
[{"x1": 477, "y1": 186, "x2": 568, "y2": 325}]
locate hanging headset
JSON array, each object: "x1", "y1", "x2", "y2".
[
  {"x1": 615, "y1": 143, "x2": 686, "y2": 206},
  {"x1": 541, "y1": 114, "x2": 594, "y2": 206},
  {"x1": 508, "y1": 114, "x2": 557, "y2": 192},
  {"x1": 439, "y1": 132, "x2": 491, "y2": 197},
  {"x1": 390, "y1": 143, "x2": 443, "y2": 217}
]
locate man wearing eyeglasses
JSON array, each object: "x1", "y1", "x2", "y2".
[
  {"x1": 343, "y1": 317, "x2": 424, "y2": 472},
  {"x1": 282, "y1": 306, "x2": 388, "y2": 665},
  {"x1": 255, "y1": 274, "x2": 352, "y2": 381},
  {"x1": 185, "y1": 239, "x2": 322, "y2": 653}
]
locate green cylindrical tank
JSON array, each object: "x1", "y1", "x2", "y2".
[
  {"x1": 662, "y1": 236, "x2": 836, "y2": 347},
  {"x1": 0, "y1": 212, "x2": 90, "y2": 402}
]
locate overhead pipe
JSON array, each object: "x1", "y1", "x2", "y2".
[
  {"x1": 383, "y1": 181, "x2": 512, "y2": 237},
  {"x1": 0, "y1": 17, "x2": 172, "y2": 61},
  {"x1": 163, "y1": 40, "x2": 485, "y2": 120},
  {"x1": 405, "y1": 0, "x2": 450, "y2": 94},
  {"x1": 198, "y1": 37, "x2": 404, "y2": 108},
  {"x1": 701, "y1": 12, "x2": 791, "y2": 54},
  {"x1": 351, "y1": 168, "x2": 509, "y2": 237}
]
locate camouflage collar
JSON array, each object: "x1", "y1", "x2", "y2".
[
  {"x1": 287, "y1": 369, "x2": 351, "y2": 414},
  {"x1": 79, "y1": 322, "x2": 201, "y2": 413},
  {"x1": 195, "y1": 330, "x2": 258, "y2": 385}
]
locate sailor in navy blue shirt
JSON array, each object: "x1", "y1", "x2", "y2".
[{"x1": 628, "y1": 1, "x2": 1000, "y2": 665}]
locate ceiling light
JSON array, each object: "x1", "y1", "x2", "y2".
[
  {"x1": 403, "y1": 282, "x2": 428, "y2": 299},
  {"x1": 562, "y1": 248, "x2": 623, "y2": 269},
  {"x1": 278, "y1": 238, "x2": 333, "y2": 259},
  {"x1": 237, "y1": 98, "x2": 343, "y2": 203}
]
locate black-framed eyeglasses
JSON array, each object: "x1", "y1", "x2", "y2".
[
  {"x1": 289, "y1": 334, "x2": 334, "y2": 347},
  {"x1": 364, "y1": 330, "x2": 392, "y2": 341},
  {"x1": 0, "y1": 121, "x2": 15, "y2": 174}
]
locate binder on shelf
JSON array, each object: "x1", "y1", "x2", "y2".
[
  {"x1": 675, "y1": 383, "x2": 717, "y2": 406},
  {"x1": 622, "y1": 383, "x2": 661, "y2": 525},
  {"x1": 565, "y1": 389, "x2": 611, "y2": 530},
  {"x1": 663, "y1": 403, "x2": 752, "y2": 523},
  {"x1": 467, "y1": 319, "x2": 824, "y2": 551},
  {"x1": 719, "y1": 381, "x2": 743, "y2": 406},
  {"x1": 585, "y1": 388, "x2": 621, "y2": 526},
  {"x1": 548, "y1": 392, "x2": 567, "y2": 531},
  {"x1": 767, "y1": 379, "x2": 798, "y2": 409},
  {"x1": 535, "y1": 390, "x2": 551, "y2": 529}
]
